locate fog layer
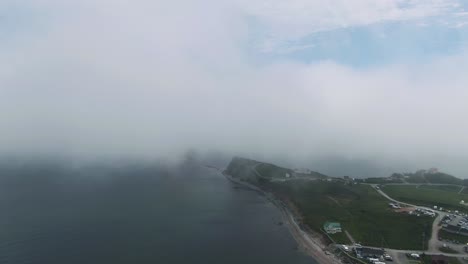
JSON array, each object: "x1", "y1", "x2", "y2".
[{"x1": 1, "y1": 1, "x2": 467, "y2": 177}]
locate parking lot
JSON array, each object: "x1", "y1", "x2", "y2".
[{"x1": 443, "y1": 214, "x2": 468, "y2": 233}]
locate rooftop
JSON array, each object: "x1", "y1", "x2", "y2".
[{"x1": 324, "y1": 222, "x2": 341, "y2": 229}]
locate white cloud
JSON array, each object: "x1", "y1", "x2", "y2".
[{"x1": 1, "y1": 0, "x2": 468, "y2": 175}]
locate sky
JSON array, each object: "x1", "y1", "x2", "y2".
[{"x1": 1, "y1": 0, "x2": 468, "y2": 177}]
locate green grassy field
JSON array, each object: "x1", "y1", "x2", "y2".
[
  {"x1": 265, "y1": 181, "x2": 433, "y2": 250},
  {"x1": 255, "y1": 163, "x2": 293, "y2": 179},
  {"x1": 382, "y1": 185, "x2": 468, "y2": 211},
  {"x1": 419, "y1": 185, "x2": 463, "y2": 192},
  {"x1": 461, "y1": 187, "x2": 468, "y2": 195},
  {"x1": 449, "y1": 258, "x2": 463, "y2": 264},
  {"x1": 328, "y1": 231, "x2": 351, "y2": 244},
  {"x1": 439, "y1": 246, "x2": 460, "y2": 253}
]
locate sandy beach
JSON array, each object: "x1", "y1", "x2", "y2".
[{"x1": 222, "y1": 172, "x2": 343, "y2": 264}]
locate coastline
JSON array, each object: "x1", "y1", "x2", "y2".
[{"x1": 222, "y1": 171, "x2": 343, "y2": 264}]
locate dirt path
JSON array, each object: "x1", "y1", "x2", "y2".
[
  {"x1": 327, "y1": 196, "x2": 341, "y2": 206},
  {"x1": 428, "y1": 213, "x2": 446, "y2": 252},
  {"x1": 345, "y1": 230, "x2": 356, "y2": 244},
  {"x1": 459, "y1": 186, "x2": 466, "y2": 194}
]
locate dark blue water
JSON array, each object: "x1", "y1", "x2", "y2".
[{"x1": 0, "y1": 163, "x2": 314, "y2": 264}]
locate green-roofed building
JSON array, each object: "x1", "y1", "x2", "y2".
[{"x1": 323, "y1": 222, "x2": 342, "y2": 234}]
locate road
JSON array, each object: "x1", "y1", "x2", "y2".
[
  {"x1": 363, "y1": 245, "x2": 467, "y2": 258},
  {"x1": 222, "y1": 164, "x2": 466, "y2": 262},
  {"x1": 460, "y1": 186, "x2": 466, "y2": 194},
  {"x1": 370, "y1": 185, "x2": 450, "y2": 254},
  {"x1": 383, "y1": 183, "x2": 464, "y2": 187},
  {"x1": 253, "y1": 172, "x2": 458, "y2": 258},
  {"x1": 253, "y1": 169, "x2": 461, "y2": 259},
  {"x1": 372, "y1": 185, "x2": 428, "y2": 209}
]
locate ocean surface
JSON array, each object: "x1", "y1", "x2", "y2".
[{"x1": 0, "y1": 163, "x2": 315, "y2": 264}]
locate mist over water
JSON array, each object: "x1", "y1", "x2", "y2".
[
  {"x1": 1, "y1": 1, "x2": 467, "y2": 263},
  {"x1": 0, "y1": 162, "x2": 314, "y2": 264},
  {"x1": 1, "y1": 1, "x2": 468, "y2": 176}
]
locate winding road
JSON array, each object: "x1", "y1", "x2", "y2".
[
  {"x1": 220, "y1": 163, "x2": 467, "y2": 263},
  {"x1": 371, "y1": 185, "x2": 449, "y2": 254}
]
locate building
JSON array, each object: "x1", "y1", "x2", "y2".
[
  {"x1": 355, "y1": 247, "x2": 384, "y2": 259},
  {"x1": 443, "y1": 224, "x2": 468, "y2": 236},
  {"x1": 323, "y1": 222, "x2": 342, "y2": 234}
]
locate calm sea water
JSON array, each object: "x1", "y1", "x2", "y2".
[{"x1": 0, "y1": 163, "x2": 315, "y2": 264}]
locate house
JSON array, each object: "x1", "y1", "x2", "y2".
[
  {"x1": 355, "y1": 247, "x2": 384, "y2": 259},
  {"x1": 323, "y1": 222, "x2": 342, "y2": 234}
]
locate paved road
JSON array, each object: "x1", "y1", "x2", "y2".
[
  {"x1": 428, "y1": 213, "x2": 446, "y2": 252},
  {"x1": 372, "y1": 185, "x2": 424, "y2": 208},
  {"x1": 362, "y1": 245, "x2": 466, "y2": 258},
  {"x1": 384, "y1": 183, "x2": 464, "y2": 187},
  {"x1": 387, "y1": 249, "x2": 466, "y2": 258},
  {"x1": 250, "y1": 170, "x2": 463, "y2": 258},
  {"x1": 370, "y1": 185, "x2": 450, "y2": 255},
  {"x1": 375, "y1": 188, "x2": 446, "y2": 253}
]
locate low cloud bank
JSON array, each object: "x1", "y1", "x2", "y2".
[{"x1": 1, "y1": 1, "x2": 468, "y2": 177}]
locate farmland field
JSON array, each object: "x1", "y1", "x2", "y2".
[
  {"x1": 383, "y1": 185, "x2": 468, "y2": 211},
  {"x1": 418, "y1": 185, "x2": 463, "y2": 193},
  {"x1": 264, "y1": 181, "x2": 433, "y2": 250}
]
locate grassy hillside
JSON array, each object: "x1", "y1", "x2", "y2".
[
  {"x1": 419, "y1": 185, "x2": 463, "y2": 192},
  {"x1": 265, "y1": 181, "x2": 432, "y2": 249},
  {"x1": 359, "y1": 177, "x2": 403, "y2": 184},
  {"x1": 225, "y1": 158, "x2": 441, "y2": 249},
  {"x1": 382, "y1": 185, "x2": 468, "y2": 211},
  {"x1": 225, "y1": 157, "x2": 258, "y2": 180},
  {"x1": 226, "y1": 157, "x2": 326, "y2": 181},
  {"x1": 255, "y1": 162, "x2": 293, "y2": 179},
  {"x1": 406, "y1": 172, "x2": 464, "y2": 185},
  {"x1": 424, "y1": 173, "x2": 463, "y2": 185}
]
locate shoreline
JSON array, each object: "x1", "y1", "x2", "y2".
[{"x1": 222, "y1": 171, "x2": 343, "y2": 264}]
